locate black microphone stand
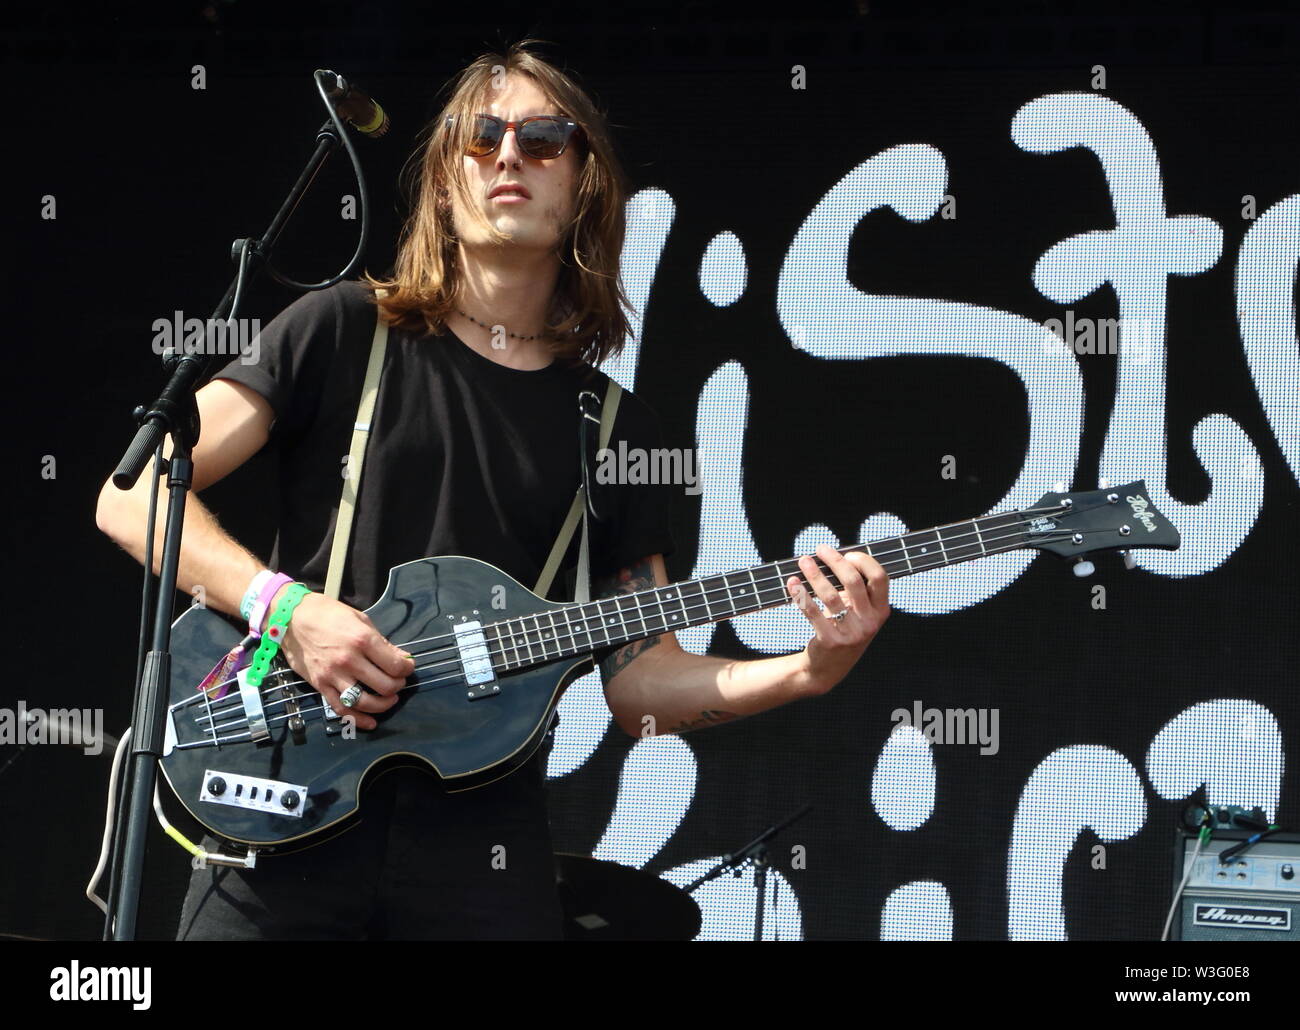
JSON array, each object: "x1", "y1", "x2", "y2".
[
  {"x1": 684, "y1": 804, "x2": 812, "y2": 941},
  {"x1": 102, "y1": 70, "x2": 379, "y2": 940}
]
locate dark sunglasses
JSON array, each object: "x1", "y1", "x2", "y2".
[{"x1": 445, "y1": 113, "x2": 582, "y2": 160}]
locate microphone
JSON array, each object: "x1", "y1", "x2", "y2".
[{"x1": 318, "y1": 70, "x2": 390, "y2": 138}]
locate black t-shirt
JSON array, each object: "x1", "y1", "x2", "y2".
[
  {"x1": 212, "y1": 280, "x2": 675, "y2": 611},
  {"x1": 201, "y1": 281, "x2": 675, "y2": 936}
]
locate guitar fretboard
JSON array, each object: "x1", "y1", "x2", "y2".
[{"x1": 486, "y1": 508, "x2": 1043, "y2": 671}]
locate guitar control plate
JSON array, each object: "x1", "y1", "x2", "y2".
[{"x1": 200, "y1": 770, "x2": 310, "y2": 819}]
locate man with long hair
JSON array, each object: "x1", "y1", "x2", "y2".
[{"x1": 96, "y1": 41, "x2": 890, "y2": 940}]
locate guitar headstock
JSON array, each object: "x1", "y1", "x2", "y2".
[{"x1": 1021, "y1": 480, "x2": 1180, "y2": 564}]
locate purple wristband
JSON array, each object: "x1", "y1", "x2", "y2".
[{"x1": 248, "y1": 572, "x2": 296, "y2": 637}]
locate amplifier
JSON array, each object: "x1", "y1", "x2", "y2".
[{"x1": 1171, "y1": 829, "x2": 1300, "y2": 941}]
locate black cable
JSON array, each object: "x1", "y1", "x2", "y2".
[
  {"x1": 261, "y1": 69, "x2": 373, "y2": 292},
  {"x1": 1219, "y1": 826, "x2": 1289, "y2": 864}
]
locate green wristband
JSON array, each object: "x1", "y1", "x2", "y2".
[{"x1": 245, "y1": 582, "x2": 312, "y2": 687}]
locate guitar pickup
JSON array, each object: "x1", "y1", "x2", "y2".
[{"x1": 453, "y1": 620, "x2": 499, "y2": 701}]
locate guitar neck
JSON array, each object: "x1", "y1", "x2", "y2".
[{"x1": 487, "y1": 507, "x2": 1043, "y2": 671}]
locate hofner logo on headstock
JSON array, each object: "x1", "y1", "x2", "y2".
[{"x1": 1127, "y1": 494, "x2": 1159, "y2": 533}]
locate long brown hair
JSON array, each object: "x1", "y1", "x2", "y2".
[{"x1": 363, "y1": 41, "x2": 631, "y2": 369}]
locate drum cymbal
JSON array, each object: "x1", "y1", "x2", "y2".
[{"x1": 555, "y1": 854, "x2": 702, "y2": 941}]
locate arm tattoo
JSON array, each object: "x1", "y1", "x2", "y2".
[
  {"x1": 595, "y1": 555, "x2": 663, "y2": 684},
  {"x1": 664, "y1": 709, "x2": 739, "y2": 735}
]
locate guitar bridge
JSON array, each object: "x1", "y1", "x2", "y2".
[
  {"x1": 453, "y1": 619, "x2": 499, "y2": 701},
  {"x1": 236, "y1": 667, "x2": 270, "y2": 743}
]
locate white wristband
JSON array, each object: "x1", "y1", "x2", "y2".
[{"x1": 240, "y1": 569, "x2": 275, "y2": 621}]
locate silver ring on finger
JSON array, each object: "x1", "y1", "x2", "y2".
[
  {"x1": 829, "y1": 608, "x2": 850, "y2": 622},
  {"x1": 340, "y1": 684, "x2": 364, "y2": 708}
]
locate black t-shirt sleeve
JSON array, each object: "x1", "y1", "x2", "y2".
[
  {"x1": 590, "y1": 392, "x2": 678, "y2": 578},
  {"x1": 208, "y1": 284, "x2": 371, "y2": 446}
]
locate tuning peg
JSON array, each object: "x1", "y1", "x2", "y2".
[
  {"x1": 1118, "y1": 550, "x2": 1136, "y2": 570},
  {"x1": 1072, "y1": 558, "x2": 1095, "y2": 578}
]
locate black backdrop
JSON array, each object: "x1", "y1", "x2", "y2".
[{"x1": 3, "y1": 1, "x2": 1297, "y2": 941}]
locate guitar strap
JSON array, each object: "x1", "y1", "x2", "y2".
[
  {"x1": 323, "y1": 298, "x2": 622, "y2": 605},
  {"x1": 535, "y1": 378, "x2": 621, "y2": 604},
  {"x1": 322, "y1": 302, "x2": 389, "y2": 602}
]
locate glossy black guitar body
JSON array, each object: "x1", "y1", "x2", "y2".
[{"x1": 159, "y1": 556, "x2": 592, "y2": 853}]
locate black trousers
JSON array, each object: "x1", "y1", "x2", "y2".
[{"x1": 175, "y1": 759, "x2": 565, "y2": 941}]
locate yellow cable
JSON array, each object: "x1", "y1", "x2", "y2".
[{"x1": 152, "y1": 782, "x2": 202, "y2": 856}]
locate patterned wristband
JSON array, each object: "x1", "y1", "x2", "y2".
[
  {"x1": 240, "y1": 570, "x2": 275, "y2": 621},
  {"x1": 245, "y1": 582, "x2": 313, "y2": 688},
  {"x1": 249, "y1": 572, "x2": 296, "y2": 638}
]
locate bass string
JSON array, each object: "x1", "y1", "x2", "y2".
[
  {"x1": 192, "y1": 525, "x2": 1050, "y2": 723},
  {"x1": 385, "y1": 521, "x2": 1046, "y2": 669},
  {"x1": 198, "y1": 512, "x2": 1052, "y2": 718},
  {"x1": 387, "y1": 512, "x2": 1048, "y2": 656},
  {"x1": 190, "y1": 531, "x2": 1051, "y2": 729}
]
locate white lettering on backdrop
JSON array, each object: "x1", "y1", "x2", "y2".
[{"x1": 549, "y1": 92, "x2": 1296, "y2": 940}]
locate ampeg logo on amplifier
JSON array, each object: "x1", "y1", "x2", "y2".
[
  {"x1": 1193, "y1": 904, "x2": 1291, "y2": 930},
  {"x1": 1174, "y1": 833, "x2": 1300, "y2": 942}
]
